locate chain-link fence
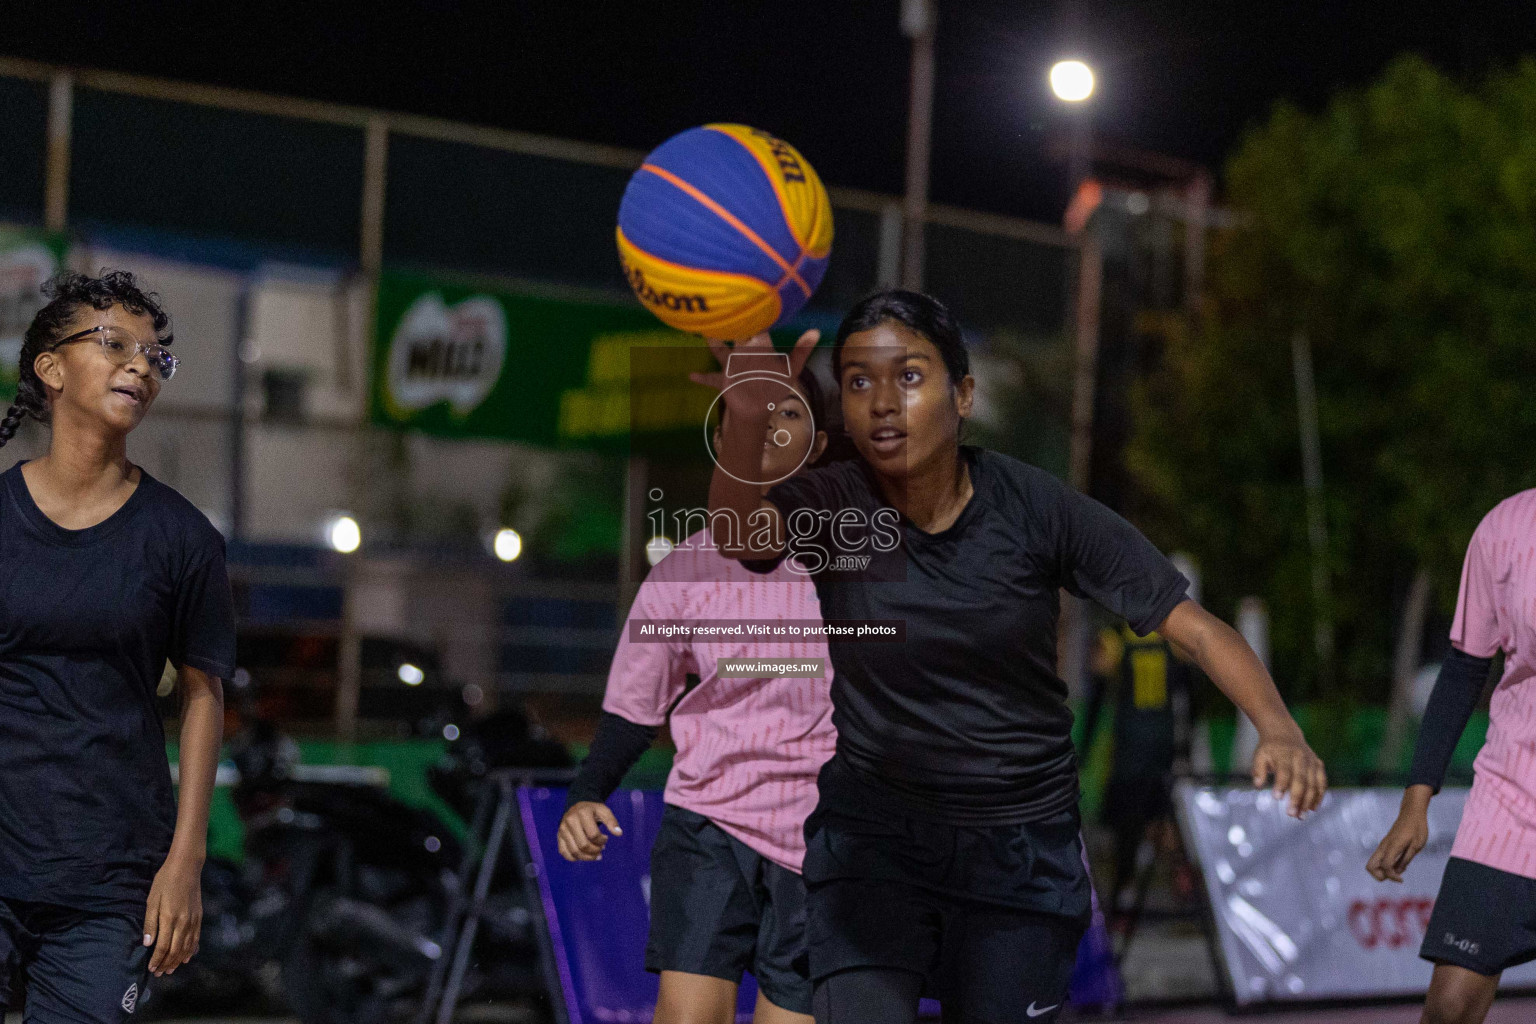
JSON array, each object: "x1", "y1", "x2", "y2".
[{"x1": 0, "y1": 56, "x2": 1080, "y2": 704}]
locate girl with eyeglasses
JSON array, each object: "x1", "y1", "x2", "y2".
[{"x1": 0, "y1": 272, "x2": 233, "y2": 1023}]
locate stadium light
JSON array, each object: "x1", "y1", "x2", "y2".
[
  {"x1": 1050, "y1": 60, "x2": 1095, "y2": 102},
  {"x1": 493, "y1": 527, "x2": 523, "y2": 562},
  {"x1": 326, "y1": 514, "x2": 362, "y2": 554}
]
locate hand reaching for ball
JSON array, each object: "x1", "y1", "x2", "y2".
[{"x1": 688, "y1": 329, "x2": 820, "y2": 420}]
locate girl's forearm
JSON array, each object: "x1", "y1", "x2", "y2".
[
  {"x1": 1203, "y1": 628, "x2": 1300, "y2": 738},
  {"x1": 170, "y1": 668, "x2": 224, "y2": 862},
  {"x1": 708, "y1": 407, "x2": 778, "y2": 557},
  {"x1": 1165, "y1": 601, "x2": 1300, "y2": 740}
]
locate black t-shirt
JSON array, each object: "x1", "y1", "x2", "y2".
[
  {"x1": 760, "y1": 446, "x2": 1188, "y2": 825},
  {"x1": 0, "y1": 463, "x2": 237, "y2": 916}
]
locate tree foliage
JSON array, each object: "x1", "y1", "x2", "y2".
[{"x1": 1128, "y1": 56, "x2": 1536, "y2": 701}]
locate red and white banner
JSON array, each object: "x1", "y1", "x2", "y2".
[{"x1": 1173, "y1": 783, "x2": 1536, "y2": 1005}]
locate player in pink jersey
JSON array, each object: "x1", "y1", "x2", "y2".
[
  {"x1": 558, "y1": 366, "x2": 837, "y2": 1024},
  {"x1": 1369, "y1": 489, "x2": 1536, "y2": 1024}
]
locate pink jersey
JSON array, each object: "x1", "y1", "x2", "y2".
[
  {"x1": 1448, "y1": 489, "x2": 1536, "y2": 878},
  {"x1": 602, "y1": 529, "x2": 836, "y2": 872}
]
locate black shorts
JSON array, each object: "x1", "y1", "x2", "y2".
[
  {"x1": 1421, "y1": 856, "x2": 1536, "y2": 976},
  {"x1": 801, "y1": 757, "x2": 1091, "y2": 1020},
  {"x1": 646, "y1": 804, "x2": 813, "y2": 1014},
  {"x1": 0, "y1": 899, "x2": 153, "y2": 1024},
  {"x1": 807, "y1": 878, "x2": 1084, "y2": 1022}
]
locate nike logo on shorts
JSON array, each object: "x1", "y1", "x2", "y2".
[{"x1": 1026, "y1": 1002, "x2": 1059, "y2": 1018}]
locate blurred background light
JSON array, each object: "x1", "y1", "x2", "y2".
[
  {"x1": 326, "y1": 514, "x2": 361, "y2": 554},
  {"x1": 493, "y1": 527, "x2": 523, "y2": 562},
  {"x1": 1051, "y1": 60, "x2": 1095, "y2": 102},
  {"x1": 645, "y1": 535, "x2": 674, "y2": 566}
]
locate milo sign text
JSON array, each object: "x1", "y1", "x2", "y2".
[{"x1": 383, "y1": 292, "x2": 507, "y2": 416}]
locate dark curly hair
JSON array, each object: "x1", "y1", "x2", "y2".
[{"x1": 0, "y1": 270, "x2": 173, "y2": 448}]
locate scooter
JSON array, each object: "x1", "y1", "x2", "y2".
[
  {"x1": 149, "y1": 717, "x2": 459, "y2": 1024},
  {"x1": 176, "y1": 707, "x2": 570, "y2": 1024}
]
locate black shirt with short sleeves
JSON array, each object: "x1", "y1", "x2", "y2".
[
  {"x1": 0, "y1": 463, "x2": 236, "y2": 916},
  {"x1": 760, "y1": 446, "x2": 1188, "y2": 825}
]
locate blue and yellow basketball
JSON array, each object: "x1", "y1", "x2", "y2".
[{"x1": 617, "y1": 124, "x2": 834, "y2": 339}]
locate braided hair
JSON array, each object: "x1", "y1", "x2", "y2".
[{"x1": 0, "y1": 271, "x2": 173, "y2": 449}]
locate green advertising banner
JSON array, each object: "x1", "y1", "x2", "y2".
[
  {"x1": 0, "y1": 228, "x2": 71, "y2": 400},
  {"x1": 369, "y1": 270, "x2": 721, "y2": 454}
]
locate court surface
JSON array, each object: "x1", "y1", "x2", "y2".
[
  {"x1": 1125, "y1": 998, "x2": 1536, "y2": 1022},
  {"x1": 9, "y1": 1000, "x2": 1536, "y2": 1022},
  {"x1": 59, "y1": 1007, "x2": 1536, "y2": 1019}
]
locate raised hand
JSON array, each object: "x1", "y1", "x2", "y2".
[{"x1": 688, "y1": 329, "x2": 820, "y2": 411}]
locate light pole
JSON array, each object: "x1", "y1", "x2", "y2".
[
  {"x1": 900, "y1": 0, "x2": 936, "y2": 290},
  {"x1": 1052, "y1": 57, "x2": 1099, "y2": 496},
  {"x1": 1050, "y1": 59, "x2": 1095, "y2": 193},
  {"x1": 326, "y1": 514, "x2": 363, "y2": 744},
  {"x1": 1052, "y1": 57, "x2": 1101, "y2": 704}
]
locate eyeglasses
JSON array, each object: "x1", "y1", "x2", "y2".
[{"x1": 52, "y1": 325, "x2": 179, "y2": 382}]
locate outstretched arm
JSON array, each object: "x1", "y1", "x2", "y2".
[
  {"x1": 691, "y1": 330, "x2": 819, "y2": 560},
  {"x1": 1158, "y1": 599, "x2": 1327, "y2": 817}
]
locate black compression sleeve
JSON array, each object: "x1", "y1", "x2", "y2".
[
  {"x1": 565, "y1": 712, "x2": 659, "y2": 808},
  {"x1": 1407, "y1": 648, "x2": 1494, "y2": 794}
]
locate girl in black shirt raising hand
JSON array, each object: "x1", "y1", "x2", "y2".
[
  {"x1": 0, "y1": 272, "x2": 235, "y2": 1023},
  {"x1": 698, "y1": 289, "x2": 1325, "y2": 1024}
]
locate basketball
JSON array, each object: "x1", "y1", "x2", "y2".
[{"x1": 616, "y1": 124, "x2": 834, "y2": 339}]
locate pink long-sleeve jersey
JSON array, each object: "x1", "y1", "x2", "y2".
[
  {"x1": 602, "y1": 529, "x2": 836, "y2": 872},
  {"x1": 1449, "y1": 489, "x2": 1536, "y2": 878}
]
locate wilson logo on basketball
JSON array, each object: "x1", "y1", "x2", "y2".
[
  {"x1": 616, "y1": 123, "x2": 831, "y2": 338},
  {"x1": 1347, "y1": 896, "x2": 1434, "y2": 950},
  {"x1": 623, "y1": 260, "x2": 709, "y2": 314},
  {"x1": 748, "y1": 128, "x2": 808, "y2": 184}
]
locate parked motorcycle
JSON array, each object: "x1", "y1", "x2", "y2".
[{"x1": 153, "y1": 707, "x2": 569, "y2": 1024}]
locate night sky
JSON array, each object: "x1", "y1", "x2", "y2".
[{"x1": 14, "y1": 1, "x2": 1536, "y2": 222}]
